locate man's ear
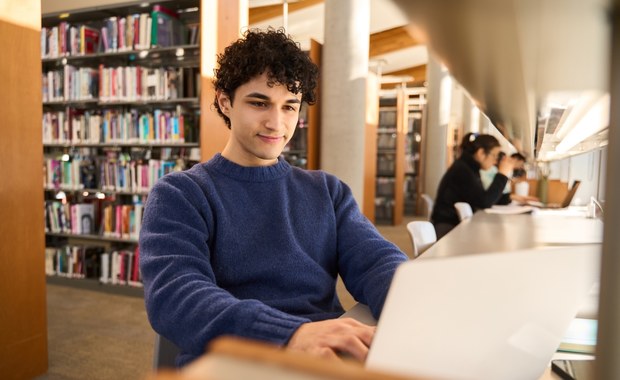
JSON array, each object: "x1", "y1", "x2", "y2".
[{"x1": 216, "y1": 91, "x2": 231, "y2": 114}]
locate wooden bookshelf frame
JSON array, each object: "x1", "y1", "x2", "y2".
[{"x1": 1, "y1": 2, "x2": 48, "y2": 377}]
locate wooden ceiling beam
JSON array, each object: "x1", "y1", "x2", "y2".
[
  {"x1": 249, "y1": 0, "x2": 324, "y2": 25},
  {"x1": 381, "y1": 64, "x2": 427, "y2": 89},
  {"x1": 369, "y1": 26, "x2": 422, "y2": 57}
]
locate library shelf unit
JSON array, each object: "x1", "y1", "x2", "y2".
[
  {"x1": 40, "y1": 1, "x2": 321, "y2": 295},
  {"x1": 42, "y1": 0, "x2": 201, "y2": 295},
  {"x1": 375, "y1": 87, "x2": 427, "y2": 225}
]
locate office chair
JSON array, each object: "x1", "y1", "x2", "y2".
[
  {"x1": 406, "y1": 221, "x2": 437, "y2": 258},
  {"x1": 454, "y1": 202, "x2": 473, "y2": 221},
  {"x1": 153, "y1": 333, "x2": 181, "y2": 369},
  {"x1": 420, "y1": 193, "x2": 434, "y2": 220}
]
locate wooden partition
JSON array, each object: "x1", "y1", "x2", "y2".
[
  {"x1": 0, "y1": 2, "x2": 48, "y2": 378},
  {"x1": 527, "y1": 179, "x2": 570, "y2": 205},
  {"x1": 145, "y1": 337, "x2": 421, "y2": 380},
  {"x1": 200, "y1": 0, "x2": 247, "y2": 161},
  {"x1": 306, "y1": 39, "x2": 322, "y2": 170},
  {"x1": 363, "y1": 71, "x2": 380, "y2": 222}
]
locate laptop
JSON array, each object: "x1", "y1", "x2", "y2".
[
  {"x1": 528, "y1": 180, "x2": 581, "y2": 209},
  {"x1": 364, "y1": 245, "x2": 600, "y2": 380}
]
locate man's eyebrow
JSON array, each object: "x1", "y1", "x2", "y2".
[
  {"x1": 245, "y1": 92, "x2": 270, "y2": 100},
  {"x1": 245, "y1": 92, "x2": 301, "y2": 104}
]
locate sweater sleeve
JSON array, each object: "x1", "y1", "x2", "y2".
[
  {"x1": 139, "y1": 174, "x2": 309, "y2": 365},
  {"x1": 327, "y1": 179, "x2": 408, "y2": 320},
  {"x1": 455, "y1": 165, "x2": 509, "y2": 210}
]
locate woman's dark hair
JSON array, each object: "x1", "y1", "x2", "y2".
[
  {"x1": 213, "y1": 28, "x2": 319, "y2": 128},
  {"x1": 460, "y1": 132, "x2": 501, "y2": 156}
]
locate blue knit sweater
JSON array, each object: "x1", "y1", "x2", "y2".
[{"x1": 139, "y1": 154, "x2": 408, "y2": 366}]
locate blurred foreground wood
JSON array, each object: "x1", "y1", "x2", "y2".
[{"x1": 144, "y1": 336, "x2": 431, "y2": 380}]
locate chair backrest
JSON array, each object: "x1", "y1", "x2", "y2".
[
  {"x1": 406, "y1": 221, "x2": 437, "y2": 257},
  {"x1": 454, "y1": 202, "x2": 473, "y2": 221},
  {"x1": 420, "y1": 193, "x2": 434, "y2": 220},
  {"x1": 153, "y1": 333, "x2": 181, "y2": 369}
]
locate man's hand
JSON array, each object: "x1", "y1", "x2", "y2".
[{"x1": 287, "y1": 318, "x2": 375, "y2": 362}]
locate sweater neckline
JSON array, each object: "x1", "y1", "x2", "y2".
[{"x1": 205, "y1": 153, "x2": 291, "y2": 182}]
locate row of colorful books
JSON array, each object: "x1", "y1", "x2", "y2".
[
  {"x1": 45, "y1": 200, "x2": 144, "y2": 240},
  {"x1": 44, "y1": 155, "x2": 183, "y2": 194},
  {"x1": 376, "y1": 177, "x2": 396, "y2": 197},
  {"x1": 45, "y1": 202, "x2": 96, "y2": 235},
  {"x1": 43, "y1": 67, "x2": 98, "y2": 102},
  {"x1": 42, "y1": 108, "x2": 195, "y2": 145},
  {"x1": 43, "y1": 65, "x2": 199, "y2": 103},
  {"x1": 41, "y1": 5, "x2": 198, "y2": 58},
  {"x1": 101, "y1": 203, "x2": 144, "y2": 240},
  {"x1": 45, "y1": 245, "x2": 142, "y2": 287}
]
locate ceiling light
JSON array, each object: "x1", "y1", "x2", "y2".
[{"x1": 556, "y1": 93, "x2": 609, "y2": 154}]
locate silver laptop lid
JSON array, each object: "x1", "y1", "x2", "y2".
[{"x1": 366, "y1": 245, "x2": 600, "y2": 380}]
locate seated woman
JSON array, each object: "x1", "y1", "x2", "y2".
[
  {"x1": 481, "y1": 151, "x2": 539, "y2": 205},
  {"x1": 431, "y1": 133, "x2": 515, "y2": 239}
]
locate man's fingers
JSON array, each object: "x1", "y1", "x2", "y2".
[{"x1": 287, "y1": 319, "x2": 376, "y2": 362}]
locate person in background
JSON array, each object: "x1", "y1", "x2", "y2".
[
  {"x1": 139, "y1": 28, "x2": 408, "y2": 367},
  {"x1": 479, "y1": 151, "x2": 508, "y2": 192},
  {"x1": 431, "y1": 133, "x2": 515, "y2": 239},
  {"x1": 507, "y1": 152, "x2": 539, "y2": 203},
  {"x1": 510, "y1": 152, "x2": 527, "y2": 179},
  {"x1": 479, "y1": 151, "x2": 538, "y2": 205},
  {"x1": 480, "y1": 152, "x2": 538, "y2": 205}
]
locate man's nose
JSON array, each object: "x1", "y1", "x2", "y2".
[{"x1": 264, "y1": 108, "x2": 284, "y2": 129}]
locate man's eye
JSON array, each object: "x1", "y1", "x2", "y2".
[{"x1": 250, "y1": 101, "x2": 267, "y2": 107}]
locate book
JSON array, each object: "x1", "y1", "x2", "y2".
[
  {"x1": 80, "y1": 25, "x2": 100, "y2": 54},
  {"x1": 45, "y1": 248, "x2": 57, "y2": 275},
  {"x1": 100, "y1": 252, "x2": 110, "y2": 284},
  {"x1": 558, "y1": 318, "x2": 597, "y2": 355},
  {"x1": 151, "y1": 5, "x2": 187, "y2": 47},
  {"x1": 71, "y1": 203, "x2": 95, "y2": 234},
  {"x1": 484, "y1": 204, "x2": 534, "y2": 215}
]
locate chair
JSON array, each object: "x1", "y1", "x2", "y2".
[
  {"x1": 153, "y1": 333, "x2": 181, "y2": 369},
  {"x1": 454, "y1": 202, "x2": 473, "y2": 221},
  {"x1": 406, "y1": 221, "x2": 437, "y2": 258},
  {"x1": 420, "y1": 193, "x2": 434, "y2": 220}
]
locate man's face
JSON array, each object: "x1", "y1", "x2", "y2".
[{"x1": 218, "y1": 72, "x2": 302, "y2": 167}]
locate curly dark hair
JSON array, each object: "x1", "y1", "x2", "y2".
[{"x1": 213, "y1": 28, "x2": 319, "y2": 129}]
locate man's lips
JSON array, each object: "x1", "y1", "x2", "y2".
[{"x1": 258, "y1": 135, "x2": 284, "y2": 143}]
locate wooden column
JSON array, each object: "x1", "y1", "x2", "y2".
[
  {"x1": 363, "y1": 71, "x2": 380, "y2": 222},
  {"x1": 306, "y1": 39, "x2": 322, "y2": 170},
  {"x1": 392, "y1": 88, "x2": 407, "y2": 226},
  {"x1": 595, "y1": 1, "x2": 620, "y2": 378},
  {"x1": 0, "y1": 1, "x2": 48, "y2": 378},
  {"x1": 200, "y1": 0, "x2": 248, "y2": 161}
]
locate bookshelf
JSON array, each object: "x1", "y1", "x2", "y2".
[
  {"x1": 404, "y1": 88, "x2": 427, "y2": 217},
  {"x1": 40, "y1": 1, "x2": 320, "y2": 293},
  {"x1": 41, "y1": 0, "x2": 201, "y2": 293},
  {"x1": 375, "y1": 87, "x2": 426, "y2": 225}
]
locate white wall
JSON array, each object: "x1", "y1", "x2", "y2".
[{"x1": 547, "y1": 147, "x2": 606, "y2": 206}]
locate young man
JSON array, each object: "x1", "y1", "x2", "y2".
[{"x1": 139, "y1": 28, "x2": 408, "y2": 367}]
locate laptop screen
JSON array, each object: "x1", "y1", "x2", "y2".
[{"x1": 366, "y1": 245, "x2": 600, "y2": 380}]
